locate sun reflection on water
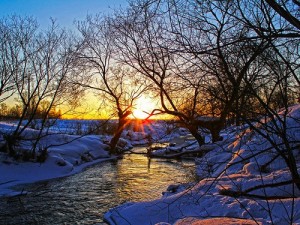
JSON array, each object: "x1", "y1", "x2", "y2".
[
  {"x1": 0, "y1": 146, "x2": 197, "y2": 224},
  {"x1": 115, "y1": 147, "x2": 196, "y2": 202}
]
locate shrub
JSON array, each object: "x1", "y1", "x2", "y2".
[{"x1": 36, "y1": 147, "x2": 48, "y2": 163}]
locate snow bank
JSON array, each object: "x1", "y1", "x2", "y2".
[
  {"x1": 174, "y1": 217, "x2": 262, "y2": 225},
  {"x1": 104, "y1": 104, "x2": 300, "y2": 225},
  {"x1": 0, "y1": 123, "x2": 112, "y2": 197},
  {"x1": 0, "y1": 119, "x2": 184, "y2": 197}
]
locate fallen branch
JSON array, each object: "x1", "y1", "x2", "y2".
[
  {"x1": 149, "y1": 149, "x2": 206, "y2": 159},
  {"x1": 220, "y1": 179, "x2": 296, "y2": 200}
]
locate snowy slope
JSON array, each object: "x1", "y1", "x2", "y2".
[
  {"x1": 0, "y1": 125, "x2": 112, "y2": 196},
  {"x1": 104, "y1": 104, "x2": 300, "y2": 225}
]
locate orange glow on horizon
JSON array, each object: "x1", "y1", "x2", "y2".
[{"x1": 60, "y1": 94, "x2": 172, "y2": 120}]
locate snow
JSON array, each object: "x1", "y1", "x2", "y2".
[
  {"x1": 174, "y1": 217, "x2": 262, "y2": 225},
  {"x1": 0, "y1": 126, "x2": 112, "y2": 197},
  {"x1": 0, "y1": 119, "x2": 186, "y2": 198},
  {"x1": 0, "y1": 105, "x2": 300, "y2": 224},
  {"x1": 104, "y1": 104, "x2": 300, "y2": 225}
]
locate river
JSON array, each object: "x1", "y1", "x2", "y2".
[{"x1": 0, "y1": 146, "x2": 197, "y2": 225}]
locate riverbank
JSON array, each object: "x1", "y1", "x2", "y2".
[
  {"x1": 0, "y1": 127, "x2": 116, "y2": 197},
  {"x1": 0, "y1": 119, "x2": 191, "y2": 198},
  {"x1": 0, "y1": 121, "x2": 190, "y2": 197},
  {"x1": 0, "y1": 146, "x2": 197, "y2": 225},
  {"x1": 104, "y1": 105, "x2": 300, "y2": 225},
  {"x1": 1, "y1": 105, "x2": 299, "y2": 224}
]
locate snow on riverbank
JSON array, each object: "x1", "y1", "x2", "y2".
[
  {"x1": 1, "y1": 105, "x2": 299, "y2": 224},
  {"x1": 0, "y1": 126, "x2": 114, "y2": 197},
  {"x1": 104, "y1": 104, "x2": 300, "y2": 225},
  {"x1": 0, "y1": 119, "x2": 186, "y2": 197}
]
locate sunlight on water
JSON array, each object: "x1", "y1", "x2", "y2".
[
  {"x1": 0, "y1": 146, "x2": 197, "y2": 225},
  {"x1": 116, "y1": 148, "x2": 196, "y2": 201}
]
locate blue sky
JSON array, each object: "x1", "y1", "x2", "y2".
[{"x1": 0, "y1": 0, "x2": 129, "y2": 28}]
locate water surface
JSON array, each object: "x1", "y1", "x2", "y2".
[{"x1": 0, "y1": 146, "x2": 197, "y2": 224}]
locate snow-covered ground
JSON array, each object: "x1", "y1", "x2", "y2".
[
  {"x1": 0, "y1": 129, "x2": 114, "y2": 196},
  {"x1": 104, "y1": 105, "x2": 300, "y2": 225},
  {"x1": 0, "y1": 119, "x2": 183, "y2": 197},
  {"x1": 0, "y1": 105, "x2": 300, "y2": 224}
]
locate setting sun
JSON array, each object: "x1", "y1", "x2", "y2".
[{"x1": 132, "y1": 96, "x2": 157, "y2": 119}]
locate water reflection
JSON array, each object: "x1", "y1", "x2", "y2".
[
  {"x1": 0, "y1": 147, "x2": 196, "y2": 224},
  {"x1": 116, "y1": 148, "x2": 196, "y2": 202}
]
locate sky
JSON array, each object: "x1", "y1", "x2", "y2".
[
  {"x1": 0, "y1": 0, "x2": 162, "y2": 119},
  {"x1": 0, "y1": 0, "x2": 129, "y2": 29},
  {"x1": 0, "y1": 0, "x2": 131, "y2": 119}
]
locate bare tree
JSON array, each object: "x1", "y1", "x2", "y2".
[
  {"x1": 265, "y1": 0, "x2": 300, "y2": 31},
  {"x1": 169, "y1": 0, "x2": 300, "y2": 194},
  {"x1": 1, "y1": 17, "x2": 83, "y2": 158},
  {"x1": 76, "y1": 15, "x2": 148, "y2": 154},
  {"x1": 106, "y1": 1, "x2": 300, "y2": 223},
  {"x1": 0, "y1": 16, "x2": 36, "y2": 104},
  {"x1": 110, "y1": 2, "x2": 212, "y2": 145},
  {"x1": 116, "y1": 0, "x2": 299, "y2": 143},
  {"x1": 110, "y1": 0, "x2": 265, "y2": 144},
  {"x1": 230, "y1": 0, "x2": 300, "y2": 192},
  {"x1": 112, "y1": 0, "x2": 300, "y2": 192}
]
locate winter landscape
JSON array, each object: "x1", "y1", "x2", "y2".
[
  {"x1": 0, "y1": 104, "x2": 299, "y2": 224},
  {"x1": 0, "y1": 0, "x2": 299, "y2": 224}
]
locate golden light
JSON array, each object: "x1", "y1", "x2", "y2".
[{"x1": 132, "y1": 96, "x2": 156, "y2": 119}]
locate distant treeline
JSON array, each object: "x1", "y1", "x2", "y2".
[{"x1": 0, "y1": 102, "x2": 62, "y2": 120}]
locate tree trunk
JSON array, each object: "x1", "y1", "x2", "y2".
[
  {"x1": 109, "y1": 112, "x2": 131, "y2": 154},
  {"x1": 187, "y1": 125, "x2": 205, "y2": 146},
  {"x1": 109, "y1": 124, "x2": 124, "y2": 154},
  {"x1": 194, "y1": 119, "x2": 224, "y2": 143},
  {"x1": 211, "y1": 127, "x2": 223, "y2": 142},
  {"x1": 286, "y1": 153, "x2": 300, "y2": 191}
]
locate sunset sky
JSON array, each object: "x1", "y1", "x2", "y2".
[
  {"x1": 0, "y1": 0, "x2": 137, "y2": 119},
  {"x1": 0, "y1": 0, "x2": 129, "y2": 28},
  {"x1": 0, "y1": 0, "x2": 164, "y2": 120}
]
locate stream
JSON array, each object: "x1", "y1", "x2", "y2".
[{"x1": 0, "y1": 146, "x2": 197, "y2": 225}]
